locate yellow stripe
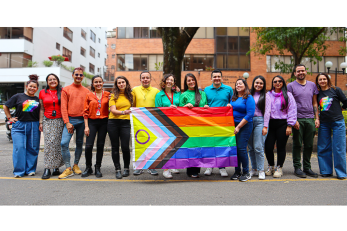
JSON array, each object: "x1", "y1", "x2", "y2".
[{"x1": 180, "y1": 126, "x2": 234, "y2": 137}]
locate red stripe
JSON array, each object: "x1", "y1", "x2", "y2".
[{"x1": 157, "y1": 107, "x2": 233, "y2": 117}]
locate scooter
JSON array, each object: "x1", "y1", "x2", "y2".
[{"x1": 5, "y1": 109, "x2": 16, "y2": 142}]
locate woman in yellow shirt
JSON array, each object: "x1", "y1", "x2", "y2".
[{"x1": 108, "y1": 76, "x2": 136, "y2": 179}]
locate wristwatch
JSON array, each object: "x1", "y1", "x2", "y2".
[{"x1": 287, "y1": 125, "x2": 292, "y2": 127}]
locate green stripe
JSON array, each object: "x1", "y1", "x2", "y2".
[{"x1": 181, "y1": 136, "x2": 236, "y2": 148}]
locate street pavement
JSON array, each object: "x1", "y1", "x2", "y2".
[{"x1": 0, "y1": 124, "x2": 346, "y2": 205}]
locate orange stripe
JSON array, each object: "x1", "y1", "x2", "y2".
[{"x1": 169, "y1": 116, "x2": 235, "y2": 127}]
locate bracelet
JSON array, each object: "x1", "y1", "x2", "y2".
[{"x1": 122, "y1": 111, "x2": 125, "y2": 115}]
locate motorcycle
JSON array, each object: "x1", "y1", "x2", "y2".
[{"x1": 5, "y1": 109, "x2": 16, "y2": 142}]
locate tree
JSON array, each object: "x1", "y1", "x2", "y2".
[
  {"x1": 249, "y1": 27, "x2": 347, "y2": 81},
  {"x1": 157, "y1": 27, "x2": 199, "y2": 88}
]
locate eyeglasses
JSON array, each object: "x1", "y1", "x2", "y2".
[
  {"x1": 74, "y1": 74, "x2": 83, "y2": 77},
  {"x1": 273, "y1": 80, "x2": 283, "y2": 84}
]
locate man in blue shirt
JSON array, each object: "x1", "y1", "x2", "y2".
[{"x1": 204, "y1": 69, "x2": 233, "y2": 177}]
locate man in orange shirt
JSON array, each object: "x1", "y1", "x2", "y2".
[{"x1": 59, "y1": 67, "x2": 90, "y2": 179}]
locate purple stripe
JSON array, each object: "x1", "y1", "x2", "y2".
[{"x1": 162, "y1": 156, "x2": 238, "y2": 169}]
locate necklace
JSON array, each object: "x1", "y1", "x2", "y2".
[
  {"x1": 164, "y1": 90, "x2": 173, "y2": 105},
  {"x1": 94, "y1": 91, "x2": 103, "y2": 116},
  {"x1": 140, "y1": 88, "x2": 149, "y2": 100}
]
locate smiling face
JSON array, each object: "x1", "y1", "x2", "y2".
[
  {"x1": 117, "y1": 78, "x2": 127, "y2": 90},
  {"x1": 187, "y1": 76, "x2": 196, "y2": 90},
  {"x1": 140, "y1": 73, "x2": 151, "y2": 88},
  {"x1": 273, "y1": 77, "x2": 283, "y2": 91},
  {"x1": 294, "y1": 66, "x2": 307, "y2": 81},
  {"x1": 73, "y1": 70, "x2": 84, "y2": 84},
  {"x1": 211, "y1": 72, "x2": 222, "y2": 87},
  {"x1": 317, "y1": 75, "x2": 328, "y2": 89},
  {"x1": 47, "y1": 75, "x2": 58, "y2": 89},
  {"x1": 165, "y1": 76, "x2": 175, "y2": 89},
  {"x1": 253, "y1": 78, "x2": 264, "y2": 92},
  {"x1": 92, "y1": 77, "x2": 103, "y2": 91},
  {"x1": 235, "y1": 80, "x2": 245, "y2": 93},
  {"x1": 26, "y1": 82, "x2": 38, "y2": 96}
]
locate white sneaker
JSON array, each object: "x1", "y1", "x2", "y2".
[
  {"x1": 170, "y1": 169, "x2": 180, "y2": 174},
  {"x1": 249, "y1": 169, "x2": 258, "y2": 177},
  {"x1": 28, "y1": 172, "x2": 35, "y2": 176},
  {"x1": 219, "y1": 168, "x2": 228, "y2": 177},
  {"x1": 163, "y1": 169, "x2": 173, "y2": 179},
  {"x1": 204, "y1": 168, "x2": 213, "y2": 176},
  {"x1": 265, "y1": 165, "x2": 275, "y2": 176},
  {"x1": 258, "y1": 170, "x2": 265, "y2": 180},
  {"x1": 273, "y1": 166, "x2": 283, "y2": 178}
]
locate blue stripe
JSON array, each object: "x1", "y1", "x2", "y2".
[{"x1": 171, "y1": 146, "x2": 237, "y2": 159}]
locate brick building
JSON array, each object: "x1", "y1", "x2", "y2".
[{"x1": 105, "y1": 27, "x2": 346, "y2": 91}]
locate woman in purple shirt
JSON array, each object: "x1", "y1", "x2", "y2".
[
  {"x1": 263, "y1": 75, "x2": 297, "y2": 178},
  {"x1": 248, "y1": 76, "x2": 267, "y2": 180}
]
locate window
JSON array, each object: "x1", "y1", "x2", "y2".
[
  {"x1": 149, "y1": 27, "x2": 161, "y2": 38},
  {"x1": 118, "y1": 27, "x2": 161, "y2": 39},
  {"x1": 63, "y1": 27, "x2": 73, "y2": 42},
  {"x1": 0, "y1": 53, "x2": 32, "y2": 68},
  {"x1": 81, "y1": 47, "x2": 86, "y2": 57},
  {"x1": 97, "y1": 68, "x2": 100, "y2": 73},
  {"x1": 112, "y1": 54, "x2": 115, "y2": 59},
  {"x1": 80, "y1": 65, "x2": 85, "y2": 71},
  {"x1": 184, "y1": 55, "x2": 214, "y2": 71},
  {"x1": 98, "y1": 38, "x2": 100, "y2": 43},
  {"x1": 89, "y1": 63, "x2": 95, "y2": 73},
  {"x1": 111, "y1": 44, "x2": 116, "y2": 49},
  {"x1": 0, "y1": 27, "x2": 33, "y2": 42},
  {"x1": 111, "y1": 65, "x2": 115, "y2": 69},
  {"x1": 90, "y1": 46, "x2": 95, "y2": 58},
  {"x1": 56, "y1": 43, "x2": 60, "y2": 50},
  {"x1": 98, "y1": 53, "x2": 100, "y2": 58},
  {"x1": 81, "y1": 29, "x2": 86, "y2": 39},
  {"x1": 325, "y1": 27, "x2": 345, "y2": 41},
  {"x1": 104, "y1": 58, "x2": 106, "y2": 65},
  {"x1": 117, "y1": 54, "x2": 163, "y2": 71},
  {"x1": 194, "y1": 27, "x2": 214, "y2": 39},
  {"x1": 90, "y1": 30, "x2": 96, "y2": 42},
  {"x1": 63, "y1": 47, "x2": 72, "y2": 62},
  {"x1": 215, "y1": 27, "x2": 250, "y2": 70}
]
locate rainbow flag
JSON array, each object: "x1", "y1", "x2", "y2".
[{"x1": 130, "y1": 107, "x2": 237, "y2": 170}]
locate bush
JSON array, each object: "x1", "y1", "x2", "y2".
[
  {"x1": 43, "y1": 60, "x2": 53, "y2": 67},
  {"x1": 27, "y1": 60, "x2": 38, "y2": 67},
  {"x1": 51, "y1": 55, "x2": 66, "y2": 66},
  {"x1": 342, "y1": 111, "x2": 347, "y2": 128}
]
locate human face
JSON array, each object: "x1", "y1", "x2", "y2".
[
  {"x1": 253, "y1": 78, "x2": 264, "y2": 92},
  {"x1": 117, "y1": 78, "x2": 127, "y2": 90},
  {"x1": 294, "y1": 66, "x2": 307, "y2": 80},
  {"x1": 187, "y1": 76, "x2": 196, "y2": 90},
  {"x1": 140, "y1": 73, "x2": 151, "y2": 88},
  {"x1": 93, "y1": 77, "x2": 103, "y2": 91},
  {"x1": 235, "y1": 80, "x2": 245, "y2": 93},
  {"x1": 165, "y1": 76, "x2": 175, "y2": 89},
  {"x1": 211, "y1": 73, "x2": 222, "y2": 86},
  {"x1": 273, "y1": 77, "x2": 283, "y2": 92},
  {"x1": 73, "y1": 70, "x2": 84, "y2": 84},
  {"x1": 26, "y1": 82, "x2": 38, "y2": 96},
  {"x1": 318, "y1": 75, "x2": 328, "y2": 89},
  {"x1": 47, "y1": 75, "x2": 58, "y2": 89}
]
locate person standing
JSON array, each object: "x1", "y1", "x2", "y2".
[
  {"x1": 82, "y1": 75, "x2": 110, "y2": 178},
  {"x1": 287, "y1": 64, "x2": 320, "y2": 178},
  {"x1": 39, "y1": 74, "x2": 64, "y2": 179},
  {"x1": 203, "y1": 69, "x2": 233, "y2": 177},
  {"x1": 4, "y1": 75, "x2": 41, "y2": 178},
  {"x1": 316, "y1": 73, "x2": 347, "y2": 179},
  {"x1": 132, "y1": 71, "x2": 160, "y2": 176},
  {"x1": 59, "y1": 67, "x2": 90, "y2": 179}
]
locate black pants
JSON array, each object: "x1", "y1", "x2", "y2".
[
  {"x1": 85, "y1": 118, "x2": 108, "y2": 167},
  {"x1": 186, "y1": 167, "x2": 201, "y2": 176},
  {"x1": 108, "y1": 119, "x2": 131, "y2": 170},
  {"x1": 265, "y1": 119, "x2": 289, "y2": 167}
]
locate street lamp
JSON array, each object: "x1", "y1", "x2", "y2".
[
  {"x1": 243, "y1": 72, "x2": 249, "y2": 82},
  {"x1": 325, "y1": 61, "x2": 347, "y2": 86}
]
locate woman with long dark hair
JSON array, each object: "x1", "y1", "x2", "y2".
[
  {"x1": 316, "y1": 73, "x2": 347, "y2": 179},
  {"x1": 108, "y1": 76, "x2": 135, "y2": 179},
  {"x1": 82, "y1": 75, "x2": 110, "y2": 178},
  {"x1": 264, "y1": 75, "x2": 297, "y2": 178},
  {"x1": 179, "y1": 73, "x2": 208, "y2": 177},
  {"x1": 248, "y1": 75, "x2": 267, "y2": 180},
  {"x1": 39, "y1": 74, "x2": 64, "y2": 179},
  {"x1": 229, "y1": 79, "x2": 255, "y2": 182}
]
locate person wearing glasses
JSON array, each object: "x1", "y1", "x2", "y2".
[
  {"x1": 82, "y1": 75, "x2": 110, "y2": 178},
  {"x1": 59, "y1": 67, "x2": 90, "y2": 179},
  {"x1": 264, "y1": 75, "x2": 297, "y2": 178}
]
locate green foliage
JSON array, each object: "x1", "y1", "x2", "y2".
[
  {"x1": 27, "y1": 60, "x2": 38, "y2": 67},
  {"x1": 82, "y1": 79, "x2": 88, "y2": 87},
  {"x1": 60, "y1": 64, "x2": 93, "y2": 80},
  {"x1": 342, "y1": 111, "x2": 347, "y2": 130},
  {"x1": 154, "y1": 62, "x2": 163, "y2": 71},
  {"x1": 43, "y1": 60, "x2": 53, "y2": 67},
  {"x1": 83, "y1": 71, "x2": 93, "y2": 79},
  {"x1": 51, "y1": 55, "x2": 66, "y2": 66}
]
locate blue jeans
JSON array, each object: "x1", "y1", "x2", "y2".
[
  {"x1": 11, "y1": 121, "x2": 40, "y2": 176},
  {"x1": 235, "y1": 121, "x2": 253, "y2": 174},
  {"x1": 317, "y1": 119, "x2": 346, "y2": 178},
  {"x1": 61, "y1": 116, "x2": 85, "y2": 168},
  {"x1": 248, "y1": 117, "x2": 266, "y2": 171}
]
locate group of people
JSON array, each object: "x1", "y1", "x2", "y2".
[{"x1": 3, "y1": 64, "x2": 347, "y2": 181}]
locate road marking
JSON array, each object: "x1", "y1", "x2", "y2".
[{"x1": 0, "y1": 176, "x2": 343, "y2": 183}]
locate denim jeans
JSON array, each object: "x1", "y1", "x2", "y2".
[
  {"x1": 235, "y1": 121, "x2": 253, "y2": 174},
  {"x1": 317, "y1": 119, "x2": 347, "y2": 178},
  {"x1": 248, "y1": 117, "x2": 266, "y2": 171},
  {"x1": 61, "y1": 116, "x2": 85, "y2": 168}
]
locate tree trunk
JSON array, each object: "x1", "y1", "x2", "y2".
[{"x1": 158, "y1": 27, "x2": 199, "y2": 89}]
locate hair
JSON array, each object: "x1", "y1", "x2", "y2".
[
  {"x1": 160, "y1": 73, "x2": 176, "y2": 90},
  {"x1": 91, "y1": 75, "x2": 103, "y2": 92},
  {"x1": 45, "y1": 73, "x2": 62, "y2": 104},
  {"x1": 72, "y1": 67, "x2": 84, "y2": 75},
  {"x1": 231, "y1": 78, "x2": 251, "y2": 101},
  {"x1": 293, "y1": 64, "x2": 306, "y2": 73},
  {"x1": 315, "y1": 73, "x2": 335, "y2": 90},
  {"x1": 27, "y1": 74, "x2": 39, "y2": 87},
  {"x1": 271, "y1": 75, "x2": 289, "y2": 111},
  {"x1": 211, "y1": 69, "x2": 222, "y2": 78},
  {"x1": 112, "y1": 76, "x2": 133, "y2": 106},
  {"x1": 250, "y1": 75, "x2": 266, "y2": 115},
  {"x1": 184, "y1": 73, "x2": 201, "y2": 107},
  {"x1": 139, "y1": 71, "x2": 151, "y2": 80}
]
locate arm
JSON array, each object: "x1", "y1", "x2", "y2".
[
  {"x1": 234, "y1": 96, "x2": 255, "y2": 134},
  {"x1": 39, "y1": 99, "x2": 44, "y2": 132},
  {"x1": 312, "y1": 94, "x2": 320, "y2": 128},
  {"x1": 110, "y1": 105, "x2": 130, "y2": 115},
  {"x1": 155, "y1": 93, "x2": 162, "y2": 107},
  {"x1": 234, "y1": 118, "x2": 248, "y2": 135},
  {"x1": 61, "y1": 89, "x2": 74, "y2": 133},
  {"x1": 336, "y1": 87, "x2": 347, "y2": 110},
  {"x1": 286, "y1": 93, "x2": 297, "y2": 136},
  {"x1": 84, "y1": 118, "x2": 89, "y2": 136},
  {"x1": 201, "y1": 91, "x2": 209, "y2": 108},
  {"x1": 3, "y1": 105, "x2": 18, "y2": 123},
  {"x1": 83, "y1": 95, "x2": 90, "y2": 136}
]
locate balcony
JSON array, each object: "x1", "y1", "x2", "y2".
[{"x1": 0, "y1": 27, "x2": 33, "y2": 42}]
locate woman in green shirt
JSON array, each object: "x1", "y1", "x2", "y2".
[
  {"x1": 155, "y1": 74, "x2": 181, "y2": 179},
  {"x1": 179, "y1": 73, "x2": 209, "y2": 178}
]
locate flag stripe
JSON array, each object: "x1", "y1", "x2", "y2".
[
  {"x1": 180, "y1": 126, "x2": 235, "y2": 137},
  {"x1": 162, "y1": 156, "x2": 238, "y2": 169},
  {"x1": 159, "y1": 107, "x2": 234, "y2": 118},
  {"x1": 171, "y1": 146, "x2": 237, "y2": 159},
  {"x1": 169, "y1": 116, "x2": 234, "y2": 127},
  {"x1": 181, "y1": 136, "x2": 236, "y2": 148}
]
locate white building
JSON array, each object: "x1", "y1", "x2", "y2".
[{"x1": 0, "y1": 27, "x2": 108, "y2": 104}]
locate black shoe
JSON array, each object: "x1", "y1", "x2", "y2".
[
  {"x1": 122, "y1": 169, "x2": 130, "y2": 177},
  {"x1": 116, "y1": 170, "x2": 122, "y2": 179},
  {"x1": 294, "y1": 168, "x2": 307, "y2": 178},
  {"x1": 82, "y1": 166, "x2": 93, "y2": 177},
  {"x1": 337, "y1": 176, "x2": 346, "y2": 180},
  {"x1": 303, "y1": 169, "x2": 318, "y2": 178},
  {"x1": 52, "y1": 168, "x2": 60, "y2": 176},
  {"x1": 239, "y1": 172, "x2": 251, "y2": 182},
  {"x1": 230, "y1": 172, "x2": 241, "y2": 180},
  {"x1": 41, "y1": 169, "x2": 51, "y2": 180},
  {"x1": 95, "y1": 165, "x2": 102, "y2": 178},
  {"x1": 321, "y1": 174, "x2": 333, "y2": 177}
]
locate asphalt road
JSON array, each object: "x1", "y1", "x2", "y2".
[{"x1": 0, "y1": 124, "x2": 346, "y2": 205}]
